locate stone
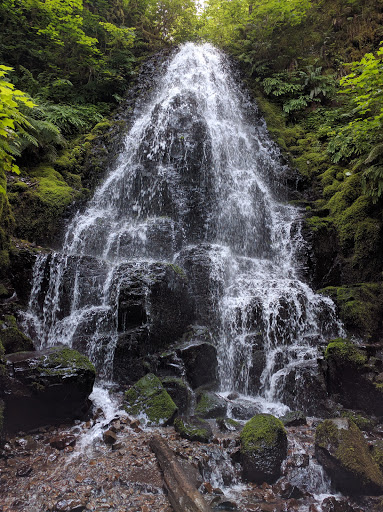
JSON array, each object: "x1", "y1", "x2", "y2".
[
  {"x1": 124, "y1": 373, "x2": 177, "y2": 426},
  {"x1": 103, "y1": 430, "x2": 117, "y2": 445},
  {"x1": 112, "y1": 262, "x2": 195, "y2": 384},
  {"x1": 231, "y1": 399, "x2": 261, "y2": 420},
  {"x1": 280, "y1": 411, "x2": 307, "y2": 427},
  {"x1": 216, "y1": 417, "x2": 241, "y2": 432},
  {"x1": 160, "y1": 376, "x2": 192, "y2": 415},
  {"x1": 240, "y1": 414, "x2": 288, "y2": 484},
  {"x1": 3, "y1": 346, "x2": 95, "y2": 432},
  {"x1": 321, "y1": 338, "x2": 383, "y2": 416},
  {"x1": 195, "y1": 392, "x2": 227, "y2": 419},
  {"x1": 177, "y1": 341, "x2": 218, "y2": 389},
  {"x1": 174, "y1": 416, "x2": 213, "y2": 443},
  {"x1": 50, "y1": 433, "x2": 76, "y2": 450},
  {"x1": 315, "y1": 418, "x2": 383, "y2": 495}
]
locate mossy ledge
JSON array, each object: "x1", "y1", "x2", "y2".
[{"x1": 324, "y1": 338, "x2": 367, "y2": 366}]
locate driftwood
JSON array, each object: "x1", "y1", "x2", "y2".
[{"x1": 149, "y1": 435, "x2": 212, "y2": 512}]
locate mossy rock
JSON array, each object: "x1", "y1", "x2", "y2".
[
  {"x1": 0, "y1": 317, "x2": 35, "y2": 354},
  {"x1": 240, "y1": 414, "x2": 288, "y2": 483},
  {"x1": 160, "y1": 376, "x2": 192, "y2": 415},
  {"x1": 174, "y1": 416, "x2": 213, "y2": 443},
  {"x1": 195, "y1": 391, "x2": 227, "y2": 419},
  {"x1": 340, "y1": 410, "x2": 375, "y2": 432},
  {"x1": 280, "y1": 411, "x2": 307, "y2": 427},
  {"x1": 216, "y1": 417, "x2": 241, "y2": 432},
  {"x1": 324, "y1": 338, "x2": 367, "y2": 366},
  {"x1": 315, "y1": 418, "x2": 383, "y2": 495},
  {"x1": 4, "y1": 346, "x2": 95, "y2": 432},
  {"x1": 125, "y1": 373, "x2": 177, "y2": 426},
  {"x1": 320, "y1": 283, "x2": 383, "y2": 341}
]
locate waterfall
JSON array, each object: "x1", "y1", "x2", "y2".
[{"x1": 23, "y1": 42, "x2": 343, "y2": 408}]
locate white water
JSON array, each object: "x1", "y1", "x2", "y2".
[{"x1": 23, "y1": 42, "x2": 343, "y2": 412}]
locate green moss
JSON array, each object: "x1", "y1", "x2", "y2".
[
  {"x1": 306, "y1": 215, "x2": 333, "y2": 233},
  {"x1": 372, "y1": 441, "x2": 383, "y2": 471},
  {"x1": 341, "y1": 410, "x2": 375, "y2": 431},
  {"x1": 320, "y1": 284, "x2": 383, "y2": 339},
  {"x1": 324, "y1": 338, "x2": 367, "y2": 365},
  {"x1": 174, "y1": 416, "x2": 212, "y2": 443},
  {"x1": 240, "y1": 414, "x2": 286, "y2": 454},
  {"x1": 167, "y1": 263, "x2": 186, "y2": 278},
  {"x1": 91, "y1": 120, "x2": 112, "y2": 134},
  {"x1": 0, "y1": 284, "x2": 8, "y2": 297},
  {"x1": 125, "y1": 373, "x2": 177, "y2": 426},
  {"x1": 0, "y1": 326, "x2": 34, "y2": 354},
  {"x1": 45, "y1": 346, "x2": 96, "y2": 374},
  {"x1": 316, "y1": 419, "x2": 383, "y2": 487}
]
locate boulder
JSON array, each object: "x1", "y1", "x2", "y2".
[
  {"x1": 322, "y1": 338, "x2": 383, "y2": 416},
  {"x1": 124, "y1": 373, "x2": 177, "y2": 426},
  {"x1": 174, "y1": 416, "x2": 213, "y2": 443},
  {"x1": 0, "y1": 316, "x2": 34, "y2": 354},
  {"x1": 240, "y1": 414, "x2": 288, "y2": 483},
  {"x1": 3, "y1": 346, "x2": 95, "y2": 432},
  {"x1": 231, "y1": 399, "x2": 261, "y2": 420},
  {"x1": 280, "y1": 411, "x2": 307, "y2": 427},
  {"x1": 195, "y1": 392, "x2": 227, "y2": 419},
  {"x1": 161, "y1": 376, "x2": 192, "y2": 415},
  {"x1": 177, "y1": 341, "x2": 218, "y2": 389},
  {"x1": 315, "y1": 418, "x2": 383, "y2": 495}
]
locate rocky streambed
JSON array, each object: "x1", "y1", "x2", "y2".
[{"x1": 1, "y1": 388, "x2": 383, "y2": 512}]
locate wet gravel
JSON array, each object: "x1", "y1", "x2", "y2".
[{"x1": 1, "y1": 412, "x2": 383, "y2": 512}]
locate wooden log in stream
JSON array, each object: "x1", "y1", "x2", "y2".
[{"x1": 149, "y1": 434, "x2": 213, "y2": 512}]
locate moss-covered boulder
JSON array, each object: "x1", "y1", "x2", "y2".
[
  {"x1": 240, "y1": 414, "x2": 288, "y2": 483},
  {"x1": 195, "y1": 391, "x2": 227, "y2": 419},
  {"x1": 0, "y1": 316, "x2": 34, "y2": 353},
  {"x1": 125, "y1": 373, "x2": 177, "y2": 426},
  {"x1": 3, "y1": 346, "x2": 95, "y2": 432},
  {"x1": 320, "y1": 283, "x2": 383, "y2": 341},
  {"x1": 174, "y1": 416, "x2": 213, "y2": 443},
  {"x1": 322, "y1": 338, "x2": 383, "y2": 415},
  {"x1": 161, "y1": 376, "x2": 192, "y2": 415},
  {"x1": 315, "y1": 418, "x2": 383, "y2": 495}
]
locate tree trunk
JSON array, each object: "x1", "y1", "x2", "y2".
[{"x1": 149, "y1": 435, "x2": 212, "y2": 512}]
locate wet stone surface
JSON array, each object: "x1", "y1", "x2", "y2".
[{"x1": 1, "y1": 410, "x2": 383, "y2": 512}]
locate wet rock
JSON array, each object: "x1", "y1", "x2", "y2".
[
  {"x1": 50, "y1": 433, "x2": 76, "y2": 450},
  {"x1": 321, "y1": 496, "x2": 359, "y2": 512},
  {"x1": 321, "y1": 338, "x2": 383, "y2": 416},
  {"x1": 0, "y1": 315, "x2": 35, "y2": 354},
  {"x1": 124, "y1": 373, "x2": 177, "y2": 426},
  {"x1": 54, "y1": 498, "x2": 87, "y2": 511},
  {"x1": 161, "y1": 376, "x2": 192, "y2": 415},
  {"x1": 4, "y1": 346, "x2": 95, "y2": 432},
  {"x1": 273, "y1": 478, "x2": 305, "y2": 499},
  {"x1": 177, "y1": 340, "x2": 218, "y2": 389},
  {"x1": 112, "y1": 262, "x2": 195, "y2": 384},
  {"x1": 216, "y1": 417, "x2": 241, "y2": 432},
  {"x1": 240, "y1": 414, "x2": 288, "y2": 483},
  {"x1": 195, "y1": 392, "x2": 227, "y2": 419},
  {"x1": 231, "y1": 399, "x2": 260, "y2": 420},
  {"x1": 315, "y1": 418, "x2": 383, "y2": 495},
  {"x1": 211, "y1": 499, "x2": 238, "y2": 510},
  {"x1": 103, "y1": 430, "x2": 117, "y2": 445},
  {"x1": 16, "y1": 464, "x2": 32, "y2": 477},
  {"x1": 174, "y1": 416, "x2": 213, "y2": 443},
  {"x1": 280, "y1": 411, "x2": 307, "y2": 427}
]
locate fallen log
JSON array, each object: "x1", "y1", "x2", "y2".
[{"x1": 149, "y1": 434, "x2": 212, "y2": 512}]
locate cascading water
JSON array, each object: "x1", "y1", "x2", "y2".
[{"x1": 23, "y1": 42, "x2": 343, "y2": 412}]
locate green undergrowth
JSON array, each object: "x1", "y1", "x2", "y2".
[{"x1": 255, "y1": 91, "x2": 383, "y2": 285}]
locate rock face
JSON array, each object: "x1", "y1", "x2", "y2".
[
  {"x1": 322, "y1": 338, "x2": 383, "y2": 416},
  {"x1": 315, "y1": 418, "x2": 383, "y2": 495},
  {"x1": 125, "y1": 373, "x2": 177, "y2": 426},
  {"x1": 3, "y1": 346, "x2": 95, "y2": 432},
  {"x1": 240, "y1": 414, "x2": 288, "y2": 484}
]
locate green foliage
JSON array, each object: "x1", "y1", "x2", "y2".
[{"x1": 0, "y1": 65, "x2": 36, "y2": 175}]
